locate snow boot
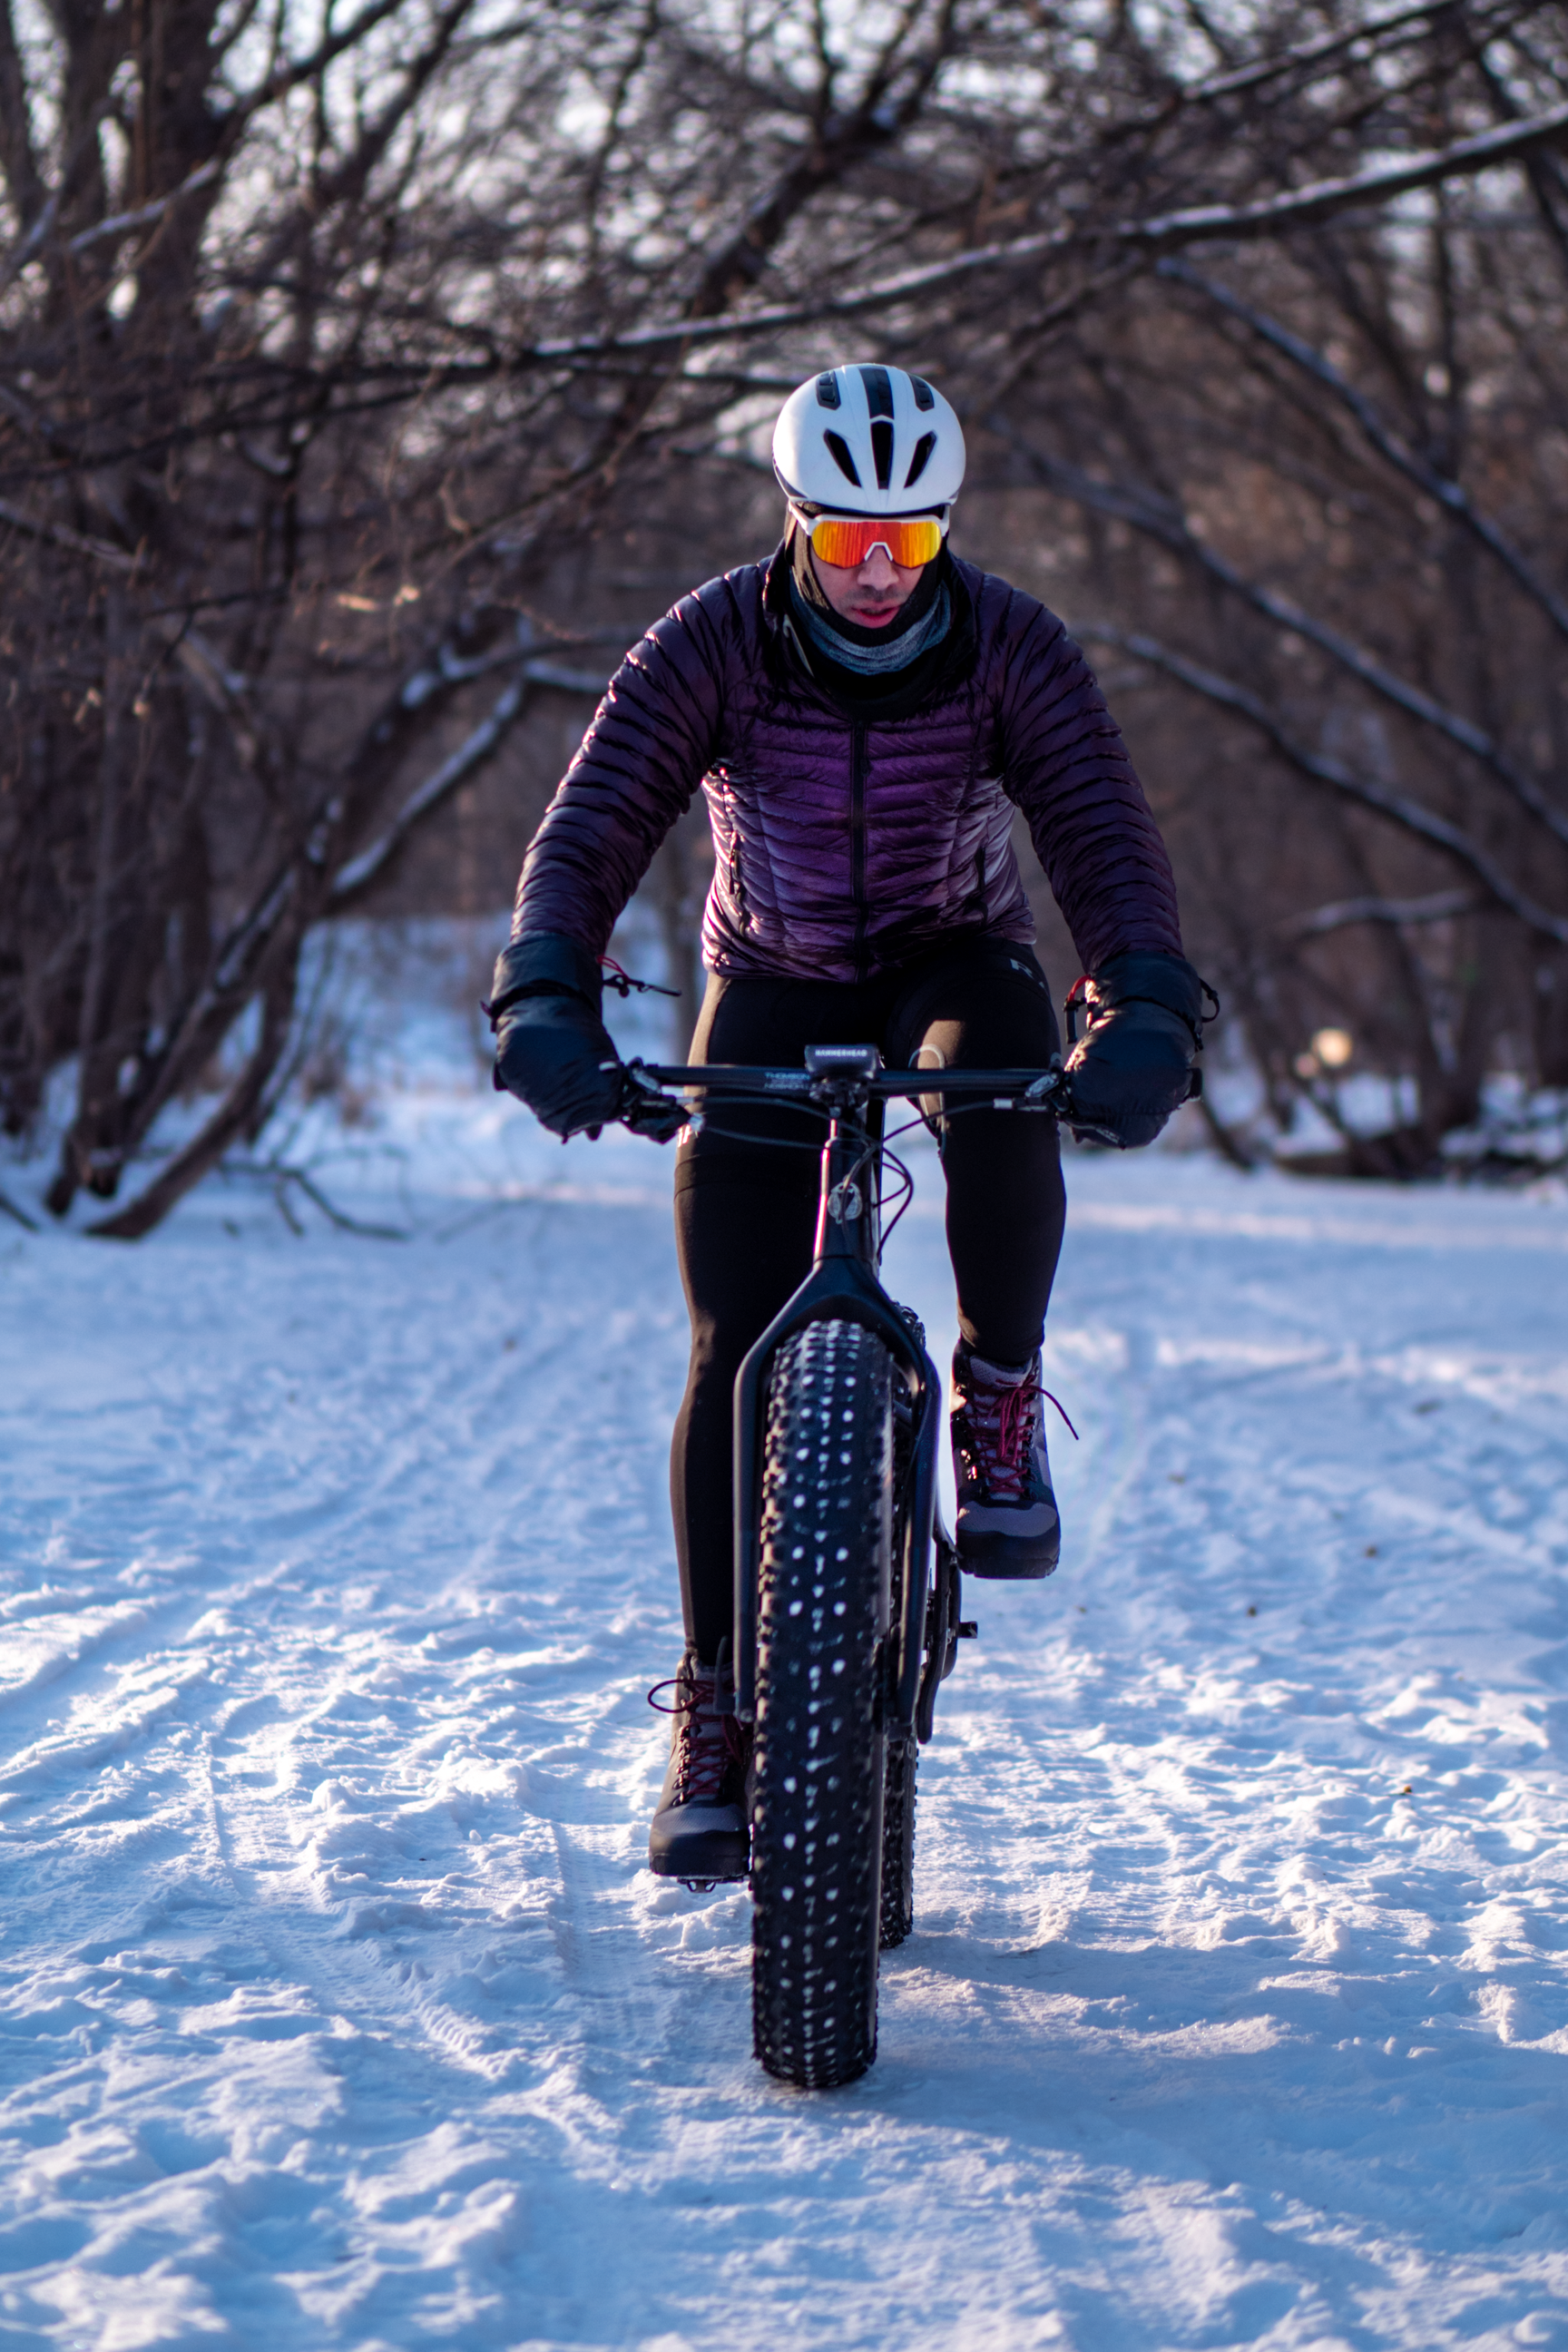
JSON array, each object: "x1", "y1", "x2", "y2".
[
  {"x1": 648, "y1": 1643, "x2": 752, "y2": 1882},
  {"x1": 951, "y1": 1345, "x2": 1062, "y2": 1580}
]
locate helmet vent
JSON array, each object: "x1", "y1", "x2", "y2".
[
  {"x1": 858, "y1": 364, "x2": 894, "y2": 419},
  {"x1": 815, "y1": 372, "x2": 841, "y2": 409},
  {"x1": 911, "y1": 377, "x2": 936, "y2": 413},
  {"x1": 870, "y1": 419, "x2": 894, "y2": 490},
  {"x1": 823, "y1": 431, "x2": 861, "y2": 488},
  {"x1": 904, "y1": 432, "x2": 936, "y2": 489}
]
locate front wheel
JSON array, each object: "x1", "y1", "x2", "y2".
[{"x1": 750, "y1": 1319, "x2": 893, "y2": 2089}]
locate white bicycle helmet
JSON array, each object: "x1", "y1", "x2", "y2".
[{"x1": 772, "y1": 363, "x2": 965, "y2": 512}]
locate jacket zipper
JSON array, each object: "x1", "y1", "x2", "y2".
[
  {"x1": 730, "y1": 830, "x2": 750, "y2": 932},
  {"x1": 851, "y1": 720, "x2": 869, "y2": 981}
]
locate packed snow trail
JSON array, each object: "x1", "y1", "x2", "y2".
[{"x1": 3, "y1": 1094, "x2": 1568, "y2": 2349}]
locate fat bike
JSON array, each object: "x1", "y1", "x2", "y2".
[{"x1": 622, "y1": 1045, "x2": 1067, "y2": 2090}]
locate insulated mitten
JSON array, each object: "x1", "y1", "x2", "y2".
[
  {"x1": 487, "y1": 933, "x2": 624, "y2": 1139},
  {"x1": 1063, "y1": 950, "x2": 1211, "y2": 1149}
]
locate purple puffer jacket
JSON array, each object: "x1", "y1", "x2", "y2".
[{"x1": 514, "y1": 544, "x2": 1181, "y2": 984}]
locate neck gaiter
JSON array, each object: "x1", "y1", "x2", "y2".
[{"x1": 787, "y1": 528, "x2": 952, "y2": 679}]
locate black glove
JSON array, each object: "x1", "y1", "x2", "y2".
[
  {"x1": 486, "y1": 934, "x2": 623, "y2": 1139},
  {"x1": 1063, "y1": 950, "x2": 1212, "y2": 1149}
]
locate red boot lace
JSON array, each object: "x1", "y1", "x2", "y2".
[
  {"x1": 648, "y1": 1662, "x2": 749, "y2": 1804},
  {"x1": 961, "y1": 1365, "x2": 1078, "y2": 1503},
  {"x1": 996, "y1": 1372, "x2": 1042, "y2": 1481}
]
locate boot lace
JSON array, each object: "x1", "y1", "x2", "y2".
[
  {"x1": 957, "y1": 1362, "x2": 1077, "y2": 1504},
  {"x1": 648, "y1": 1658, "x2": 750, "y2": 1805},
  {"x1": 996, "y1": 1372, "x2": 1041, "y2": 1474}
]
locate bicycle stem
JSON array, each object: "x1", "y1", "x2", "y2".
[{"x1": 812, "y1": 1101, "x2": 880, "y2": 1269}]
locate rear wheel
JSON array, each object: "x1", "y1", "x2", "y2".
[
  {"x1": 881, "y1": 1308, "x2": 922, "y2": 1952},
  {"x1": 750, "y1": 1319, "x2": 892, "y2": 2089},
  {"x1": 879, "y1": 1735, "x2": 916, "y2": 1948}
]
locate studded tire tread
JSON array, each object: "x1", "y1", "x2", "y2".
[
  {"x1": 879, "y1": 1735, "x2": 916, "y2": 1949},
  {"x1": 750, "y1": 1319, "x2": 892, "y2": 2089}
]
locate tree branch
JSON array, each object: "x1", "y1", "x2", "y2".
[
  {"x1": 1122, "y1": 0, "x2": 1463, "y2": 127},
  {"x1": 0, "y1": 1181, "x2": 38, "y2": 1230},
  {"x1": 228, "y1": 0, "x2": 412, "y2": 125},
  {"x1": 86, "y1": 956, "x2": 300, "y2": 1240},
  {"x1": 328, "y1": 646, "x2": 609, "y2": 907},
  {"x1": 1006, "y1": 434, "x2": 1568, "y2": 855},
  {"x1": 512, "y1": 100, "x2": 1568, "y2": 363},
  {"x1": 1078, "y1": 620, "x2": 1568, "y2": 945},
  {"x1": 19, "y1": 98, "x2": 1568, "y2": 484},
  {"x1": 0, "y1": 0, "x2": 44, "y2": 224},
  {"x1": 224, "y1": 1158, "x2": 408, "y2": 1240},
  {"x1": 328, "y1": 665, "x2": 534, "y2": 906},
  {"x1": 1159, "y1": 255, "x2": 1568, "y2": 642},
  {"x1": 1281, "y1": 887, "x2": 1479, "y2": 936},
  {"x1": 0, "y1": 497, "x2": 136, "y2": 570},
  {"x1": 64, "y1": 158, "x2": 220, "y2": 257}
]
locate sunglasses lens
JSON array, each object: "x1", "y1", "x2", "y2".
[
  {"x1": 807, "y1": 518, "x2": 868, "y2": 566},
  {"x1": 808, "y1": 514, "x2": 943, "y2": 567}
]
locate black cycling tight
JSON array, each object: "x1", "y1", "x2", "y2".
[{"x1": 671, "y1": 934, "x2": 1065, "y2": 1659}]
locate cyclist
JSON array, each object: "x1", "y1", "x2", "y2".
[{"x1": 488, "y1": 364, "x2": 1207, "y2": 1881}]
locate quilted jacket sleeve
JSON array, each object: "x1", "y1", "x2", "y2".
[
  {"x1": 995, "y1": 592, "x2": 1183, "y2": 972},
  {"x1": 512, "y1": 584, "x2": 730, "y2": 953}
]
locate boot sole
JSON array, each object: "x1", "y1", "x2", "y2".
[
  {"x1": 648, "y1": 1831, "x2": 750, "y2": 1880},
  {"x1": 959, "y1": 1532, "x2": 1060, "y2": 1580}
]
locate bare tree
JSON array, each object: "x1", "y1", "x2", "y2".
[
  {"x1": 962, "y1": 9, "x2": 1568, "y2": 1168},
  {"x1": 3, "y1": 0, "x2": 1566, "y2": 1228}
]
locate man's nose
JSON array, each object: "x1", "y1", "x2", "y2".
[{"x1": 858, "y1": 546, "x2": 898, "y2": 588}]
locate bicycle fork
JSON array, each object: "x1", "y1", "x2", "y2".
[{"x1": 730, "y1": 1085, "x2": 945, "y2": 1738}]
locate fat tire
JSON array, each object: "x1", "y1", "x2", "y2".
[{"x1": 750, "y1": 1319, "x2": 892, "y2": 2089}]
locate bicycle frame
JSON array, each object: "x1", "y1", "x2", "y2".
[{"x1": 624, "y1": 1047, "x2": 1064, "y2": 1740}]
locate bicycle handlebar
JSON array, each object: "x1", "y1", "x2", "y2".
[{"x1": 622, "y1": 1059, "x2": 1067, "y2": 1107}]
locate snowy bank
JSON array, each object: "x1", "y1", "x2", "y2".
[{"x1": 2, "y1": 930, "x2": 1568, "y2": 2347}]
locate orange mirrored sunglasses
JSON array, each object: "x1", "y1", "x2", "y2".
[{"x1": 789, "y1": 503, "x2": 948, "y2": 569}]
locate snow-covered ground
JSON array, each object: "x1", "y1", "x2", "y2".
[{"x1": 5, "y1": 932, "x2": 1568, "y2": 2350}]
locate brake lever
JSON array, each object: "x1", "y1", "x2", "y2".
[
  {"x1": 617, "y1": 1060, "x2": 687, "y2": 1144},
  {"x1": 1040, "y1": 1067, "x2": 1116, "y2": 1147}
]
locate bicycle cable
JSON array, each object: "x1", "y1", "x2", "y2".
[
  {"x1": 684, "y1": 1121, "x2": 829, "y2": 1154},
  {"x1": 639, "y1": 1082, "x2": 1062, "y2": 1239},
  {"x1": 875, "y1": 1150, "x2": 917, "y2": 1249},
  {"x1": 854, "y1": 1093, "x2": 1064, "y2": 1250},
  {"x1": 662, "y1": 1086, "x2": 834, "y2": 1156}
]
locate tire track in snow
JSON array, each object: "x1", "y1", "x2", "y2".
[
  {"x1": 874, "y1": 1159, "x2": 1568, "y2": 2347},
  {"x1": 2, "y1": 1132, "x2": 1567, "y2": 2347}
]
